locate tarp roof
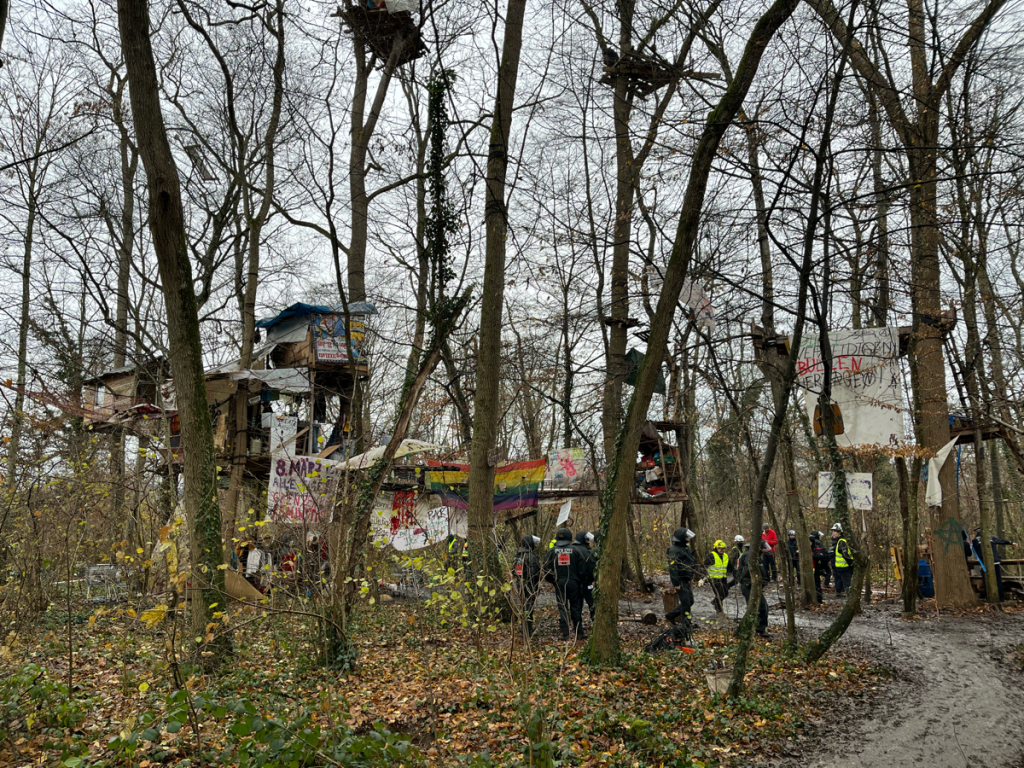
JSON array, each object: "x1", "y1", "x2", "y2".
[
  {"x1": 255, "y1": 301, "x2": 378, "y2": 330},
  {"x1": 226, "y1": 368, "x2": 311, "y2": 394}
]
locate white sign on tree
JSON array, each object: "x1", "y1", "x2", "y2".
[
  {"x1": 818, "y1": 472, "x2": 874, "y2": 511},
  {"x1": 795, "y1": 327, "x2": 904, "y2": 447}
]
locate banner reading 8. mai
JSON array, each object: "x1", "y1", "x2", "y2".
[{"x1": 794, "y1": 327, "x2": 905, "y2": 447}]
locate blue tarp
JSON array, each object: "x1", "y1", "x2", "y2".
[{"x1": 256, "y1": 301, "x2": 378, "y2": 329}]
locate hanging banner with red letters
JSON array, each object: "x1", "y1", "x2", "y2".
[{"x1": 794, "y1": 327, "x2": 905, "y2": 448}]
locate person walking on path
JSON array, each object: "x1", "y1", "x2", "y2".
[
  {"x1": 830, "y1": 523, "x2": 853, "y2": 596},
  {"x1": 737, "y1": 540, "x2": 770, "y2": 636},
  {"x1": 573, "y1": 531, "x2": 596, "y2": 623},
  {"x1": 544, "y1": 528, "x2": 585, "y2": 640},
  {"x1": 666, "y1": 527, "x2": 697, "y2": 624},
  {"x1": 761, "y1": 524, "x2": 778, "y2": 582},
  {"x1": 513, "y1": 535, "x2": 541, "y2": 636},
  {"x1": 703, "y1": 540, "x2": 730, "y2": 613}
]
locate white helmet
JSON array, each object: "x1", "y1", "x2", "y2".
[
  {"x1": 734, "y1": 534, "x2": 745, "y2": 543},
  {"x1": 831, "y1": 523, "x2": 843, "y2": 532}
]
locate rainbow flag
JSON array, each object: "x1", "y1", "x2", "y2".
[
  {"x1": 493, "y1": 459, "x2": 546, "y2": 511},
  {"x1": 427, "y1": 462, "x2": 470, "y2": 509},
  {"x1": 427, "y1": 458, "x2": 546, "y2": 511}
]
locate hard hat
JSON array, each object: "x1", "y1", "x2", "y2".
[
  {"x1": 734, "y1": 535, "x2": 745, "y2": 543},
  {"x1": 714, "y1": 539, "x2": 726, "y2": 549},
  {"x1": 831, "y1": 523, "x2": 843, "y2": 532}
]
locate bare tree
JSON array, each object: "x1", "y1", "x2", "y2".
[{"x1": 117, "y1": 0, "x2": 230, "y2": 668}]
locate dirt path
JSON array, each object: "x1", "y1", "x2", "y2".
[{"x1": 762, "y1": 596, "x2": 1024, "y2": 768}]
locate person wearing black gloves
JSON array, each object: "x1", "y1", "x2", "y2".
[
  {"x1": 666, "y1": 527, "x2": 697, "y2": 624},
  {"x1": 972, "y1": 527, "x2": 1017, "y2": 602},
  {"x1": 573, "y1": 531, "x2": 597, "y2": 623},
  {"x1": 513, "y1": 535, "x2": 542, "y2": 636},
  {"x1": 736, "y1": 540, "x2": 770, "y2": 637},
  {"x1": 809, "y1": 530, "x2": 829, "y2": 602},
  {"x1": 544, "y1": 527, "x2": 585, "y2": 640}
]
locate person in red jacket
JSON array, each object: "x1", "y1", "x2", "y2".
[{"x1": 761, "y1": 524, "x2": 778, "y2": 582}]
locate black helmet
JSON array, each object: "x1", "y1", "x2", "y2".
[
  {"x1": 520, "y1": 534, "x2": 540, "y2": 549},
  {"x1": 672, "y1": 527, "x2": 688, "y2": 543},
  {"x1": 809, "y1": 530, "x2": 820, "y2": 540},
  {"x1": 555, "y1": 527, "x2": 573, "y2": 542},
  {"x1": 574, "y1": 531, "x2": 590, "y2": 545}
]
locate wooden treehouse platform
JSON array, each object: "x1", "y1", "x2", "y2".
[
  {"x1": 334, "y1": 4, "x2": 426, "y2": 66},
  {"x1": 600, "y1": 52, "x2": 720, "y2": 98}
]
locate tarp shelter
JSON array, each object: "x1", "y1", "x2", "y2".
[
  {"x1": 227, "y1": 368, "x2": 311, "y2": 394},
  {"x1": 626, "y1": 348, "x2": 667, "y2": 396},
  {"x1": 256, "y1": 301, "x2": 378, "y2": 344},
  {"x1": 341, "y1": 439, "x2": 444, "y2": 469}
]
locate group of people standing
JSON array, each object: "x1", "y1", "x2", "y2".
[{"x1": 513, "y1": 528, "x2": 597, "y2": 640}]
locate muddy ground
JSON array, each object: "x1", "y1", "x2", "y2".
[
  {"x1": 534, "y1": 577, "x2": 1024, "y2": 767},
  {"x1": 676, "y1": 580, "x2": 1024, "y2": 768}
]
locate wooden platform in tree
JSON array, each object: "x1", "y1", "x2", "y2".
[
  {"x1": 334, "y1": 5, "x2": 426, "y2": 67},
  {"x1": 600, "y1": 52, "x2": 720, "y2": 98}
]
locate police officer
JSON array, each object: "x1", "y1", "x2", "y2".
[
  {"x1": 728, "y1": 535, "x2": 745, "y2": 579},
  {"x1": 810, "y1": 530, "x2": 828, "y2": 602},
  {"x1": 830, "y1": 523, "x2": 853, "y2": 595},
  {"x1": 787, "y1": 530, "x2": 800, "y2": 585},
  {"x1": 666, "y1": 528, "x2": 697, "y2": 624},
  {"x1": 513, "y1": 535, "x2": 542, "y2": 636},
  {"x1": 737, "y1": 540, "x2": 770, "y2": 636},
  {"x1": 704, "y1": 540, "x2": 730, "y2": 613},
  {"x1": 573, "y1": 531, "x2": 596, "y2": 623},
  {"x1": 544, "y1": 528, "x2": 585, "y2": 640}
]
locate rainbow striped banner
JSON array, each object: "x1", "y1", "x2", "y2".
[
  {"x1": 426, "y1": 459, "x2": 546, "y2": 511},
  {"x1": 427, "y1": 462, "x2": 470, "y2": 509},
  {"x1": 493, "y1": 459, "x2": 546, "y2": 511}
]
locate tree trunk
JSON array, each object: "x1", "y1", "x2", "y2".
[
  {"x1": 805, "y1": 0, "x2": 1008, "y2": 611},
  {"x1": 117, "y1": 0, "x2": 230, "y2": 668},
  {"x1": 896, "y1": 455, "x2": 918, "y2": 613},
  {"x1": 6, "y1": 171, "x2": 35, "y2": 493},
  {"x1": 588, "y1": 0, "x2": 801, "y2": 665},
  {"x1": 465, "y1": 0, "x2": 528, "y2": 579}
]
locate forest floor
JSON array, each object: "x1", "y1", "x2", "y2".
[{"x1": 0, "y1": 576, "x2": 1019, "y2": 767}]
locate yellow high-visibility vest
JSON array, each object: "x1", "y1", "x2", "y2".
[
  {"x1": 834, "y1": 538, "x2": 850, "y2": 568},
  {"x1": 709, "y1": 552, "x2": 728, "y2": 579}
]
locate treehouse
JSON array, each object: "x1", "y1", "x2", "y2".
[
  {"x1": 600, "y1": 51, "x2": 720, "y2": 99},
  {"x1": 334, "y1": 1, "x2": 427, "y2": 67},
  {"x1": 151, "y1": 302, "x2": 376, "y2": 481},
  {"x1": 81, "y1": 358, "x2": 171, "y2": 434},
  {"x1": 634, "y1": 420, "x2": 689, "y2": 504}
]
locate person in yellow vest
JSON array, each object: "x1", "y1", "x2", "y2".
[
  {"x1": 703, "y1": 539, "x2": 730, "y2": 613},
  {"x1": 830, "y1": 523, "x2": 853, "y2": 595}
]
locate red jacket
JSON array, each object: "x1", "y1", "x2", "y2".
[{"x1": 762, "y1": 528, "x2": 778, "y2": 552}]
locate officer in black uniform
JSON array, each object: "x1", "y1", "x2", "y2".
[
  {"x1": 513, "y1": 535, "x2": 542, "y2": 636},
  {"x1": 737, "y1": 540, "x2": 770, "y2": 637},
  {"x1": 810, "y1": 530, "x2": 828, "y2": 602},
  {"x1": 666, "y1": 527, "x2": 697, "y2": 624},
  {"x1": 544, "y1": 527, "x2": 585, "y2": 639},
  {"x1": 573, "y1": 531, "x2": 596, "y2": 623}
]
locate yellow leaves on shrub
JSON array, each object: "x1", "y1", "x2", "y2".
[{"x1": 140, "y1": 605, "x2": 169, "y2": 629}]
